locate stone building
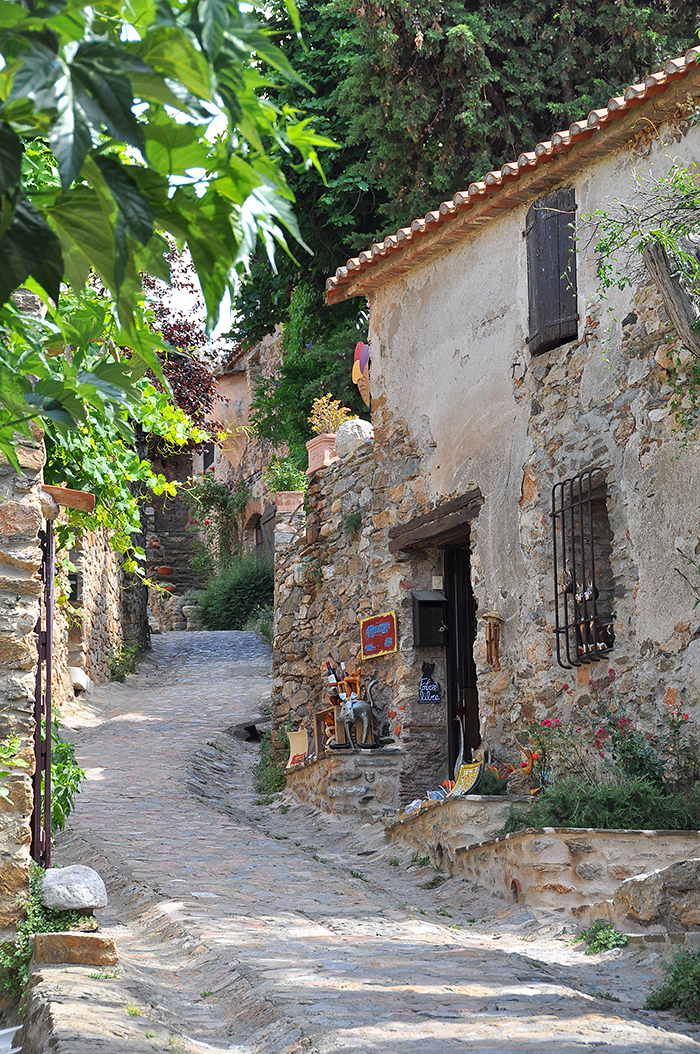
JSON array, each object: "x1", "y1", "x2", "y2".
[{"x1": 274, "y1": 46, "x2": 700, "y2": 811}]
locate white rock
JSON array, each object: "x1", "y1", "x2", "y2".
[
  {"x1": 335, "y1": 419, "x2": 374, "y2": 459},
  {"x1": 41, "y1": 865, "x2": 108, "y2": 911}
]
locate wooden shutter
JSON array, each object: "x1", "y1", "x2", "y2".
[{"x1": 526, "y1": 187, "x2": 578, "y2": 355}]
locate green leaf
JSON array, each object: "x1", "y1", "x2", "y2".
[
  {"x1": 0, "y1": 2, "x2": 27, "y2": 29},
  {"x1": 4, "y1": 40, "x2": 63, "y2": 118},
  {"x1": 198, "y1": 0, "x2": 228, "y2": 58},
  {"x1": 51, "y1": 41, "x2": 149, "y2": 189},
  {"x1": 138, "y1": 26, "x2": 213, "y2": 101},
  {"x1": 76, "y1": 369, "x2": 130, "y2": 403},
  {"x1": 48, "y1": 65, "x2": 93, "y2": 191},
  {"x1": 95, "y1": 156, "x2": 153, "y2": 245},
  {"x1": 0, "y1": 192, "x2": 63, "y2": 305},
  {"x1": 44, "y1": 185, "x2": 114, "y2": 292},
  {"x1": 142, "y1": 113, "x2": 211, "y2": 175}
]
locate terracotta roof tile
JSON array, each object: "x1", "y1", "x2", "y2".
[{"x1": 326, "y1": 46, "x2": 700, "y2": 299}]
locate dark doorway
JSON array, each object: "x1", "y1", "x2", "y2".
[{"x1": 444, "y1": 546, "x2": 480, "y2": 774}]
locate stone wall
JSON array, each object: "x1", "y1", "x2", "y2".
[
  {"x1": 285, "y1": 750, "x2": 404, "y2": 817},
  {"x1": 451, "y1": 827, "x2": 700, "y2": 922},
  {"x1": 272, "y1": 428, "x2": 459, "y2": 808},
  {"x1": 385, "y1": 794, "x2": 533, "y2": 855},
  {"x1": 144, "y1": 450, "x2": 199, "y2": 598},
  {"x1": 0, "y1": 428, "x2": 56, "y2": 927},
  {"x1": 64, "y1": 526, "x2": 123, "y2": 686}
]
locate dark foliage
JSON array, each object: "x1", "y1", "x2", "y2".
[{"x1": 330, "y1": 0, "x2": 700, "y2": 232}]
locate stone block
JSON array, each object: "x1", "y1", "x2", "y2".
[
  {"x1": 33, "y1": 932, "x2": 118, "y2": 966},
  {"x1": 0, "y1": 503, "x2": 41, "y2": 541},
  {"x1": 0, "y1": 634, "x2": 35, "y2": 670},
  {"x1": 616, "y1": 858, "x2": 700, "y2": 930},
  {"x1": 0, "y1": 861, "x2": 29, "y2": 899},
  {"x1": 42, "y1": 865, "x2": 108, "y2": 910},
  {"x1": 335, "y1": 419, "x2": 374, "y2": 460}
]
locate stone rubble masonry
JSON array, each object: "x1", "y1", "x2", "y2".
[
  {"x1": 274, "y1": 274, "x2": 700, "y2": 809},
  {"x1": 471, "y1": 279, "x2": 700, "y2": 755},
  {"x1": 272, "y1": 424, "x2": 453, "y2": 808},
  {"x1": 55, "y1": 524, "x2": 123, "y2": 688},
  {"x1": 285, "y1": 750, "x2": 404, "y2": 816},
  {"x1": 0, "y1": 426, "x2": 56, "y2": 929}
]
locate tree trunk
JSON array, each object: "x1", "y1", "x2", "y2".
[{"x1": 643, "y1": 240, "x2": 700, "y2": 359}]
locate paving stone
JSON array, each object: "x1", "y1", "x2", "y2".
[{"x1": 24, "y1": 630, "x2": 700, "y2": 1054}]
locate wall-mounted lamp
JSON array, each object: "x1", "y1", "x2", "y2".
[{"x1": 481, "y1": 610, "x2": 505, "y2": 670}]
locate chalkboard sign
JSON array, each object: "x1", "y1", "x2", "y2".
[{"x1": 360, "y1": 611, "x2": 398, "y2": 660}]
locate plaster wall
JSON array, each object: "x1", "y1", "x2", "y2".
[{"x1": 366, "y1": 114, "x2": 700, "y2": 752}]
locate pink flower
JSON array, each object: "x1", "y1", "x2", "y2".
[
  {"x1": 553, "y1": 718, "x2": 562, "y2": 726},
  {"x1": 562, "y1": 684, "x2": 570, "y2": 691},
  {"x1": 608, "y1": 668, "x2": 615, "y2": 677},
  {"x1": 576, "y1": 726, "x2": 582, "y2": 732},
  {"x1": 542, "y1": 719, "x2": 552, "y2": 727},
  {"x1": 521, "y1": 761, "x2": 528, "y2": 769}
]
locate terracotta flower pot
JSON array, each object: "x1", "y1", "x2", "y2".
[
  {"x1": 306, "y1": 433, "x2": 338, "y2": 475},
  {"x1": 275, "y1": 490, "x2": 305, "y2": 514},
  {"x1": 156, "y1": 567, "x2": 173, "y2": 576}
]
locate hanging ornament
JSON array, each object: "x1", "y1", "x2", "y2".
[{"x1": 352, "y1": 341, "x2": 371, "y2": 407}]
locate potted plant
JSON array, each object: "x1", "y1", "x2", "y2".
[
  {"x1": 306, "y1": 394, "x2": 357, "y2": 475},
  {"x1": 264, "y1": 457, "x2": 308, "y2": 514}
]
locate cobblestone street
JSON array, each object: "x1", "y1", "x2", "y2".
[{"x1": 36, "y1": 631, "x2": 700, "y2": 1053}]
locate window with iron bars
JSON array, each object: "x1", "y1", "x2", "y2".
[{"x1": 552, "y1": 468, "x2": 615, "y2": 669}]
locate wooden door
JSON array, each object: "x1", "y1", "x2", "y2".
[{"x1": 445, "y1": 547, "x2": 480, "y2": 774}]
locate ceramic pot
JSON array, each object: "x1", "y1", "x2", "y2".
[
  {"x1": 306, "y1": 433, "x2": 338, "y2": 475},
  {"x1": 156, "y1": 566, "x2": 173, "y2": 576},
  {"x1": 275, "y1": 490, "x2": 305, "y2": 514}
]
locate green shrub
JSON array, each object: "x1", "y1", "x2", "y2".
[
  {"x1": 497, "y1": 778, "x2": 700, "y2": 835},
  {"x1": 478, "y1": 766, "x2": 511, "y2": 796},
  {"x1": 646, "y1": 949, "x2": 700, "y2": 1021},
  {"x1": 48, "y1": 720, "x2": 86, "y2": 832},
  {"x1": 264, "y1": 457, "x2": 308, "y2": 496},
  {"x1": 575, "y1": 919, "x2": 628, "y2": 955},
  {"x1": 197, "y1": 554, "x2": 273, "y2": 631},
  {"x1": 109, "y1": 640, "x2": 143, "y2": 682},
  {"x1": 243, "y1": 602, "x2": 273, "y2": 644},
  {"x1": 252, "y1": 729, "x2": 286, "y2": 797}
]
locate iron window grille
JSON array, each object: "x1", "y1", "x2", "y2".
[{"x1": 552, "y1": 468, "x2": 614, "y2": 669}]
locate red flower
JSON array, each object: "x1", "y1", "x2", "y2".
[
  {"x1": 532, "y1": 752, "x2": 540, "y2": 760},
  {"x1": 684, "y1": 713, "x2": 690, "y2": 721},
  {"x1": 562, "y1": 683, "x2": 570, "y2": 691},
  {"x1": 204, "y1": 520, "x2": 210, "y2": 525},
  {"x1": 608, "y1": 668, "x2": 615, "y2": 676}
]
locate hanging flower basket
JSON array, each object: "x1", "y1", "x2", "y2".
[{"x1": 306, "y1": 434, "x2": 338, "y2": 475}]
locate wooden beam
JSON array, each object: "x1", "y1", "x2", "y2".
[
  {"x1": 41, "y1": 485, "x2": 96, "y2": 514},
  {"x1": 388, "y1": 489, "x2": 483, "y2": 552}
]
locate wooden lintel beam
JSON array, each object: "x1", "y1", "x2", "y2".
[
  {"x1": 41, "y1": 484, "x2": 96, "y2": 514},
  {"x1": 388, "y1": 490, "x2": 483, "y2": 553}
]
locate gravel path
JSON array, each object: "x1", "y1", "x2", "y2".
[{"x1": 39, "y1": 630, "x2": 700, "y2": 1053}]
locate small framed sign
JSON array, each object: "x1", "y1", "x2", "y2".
[{"x1": 360, "y1": 611, "x2": 398, "y2": 660}]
